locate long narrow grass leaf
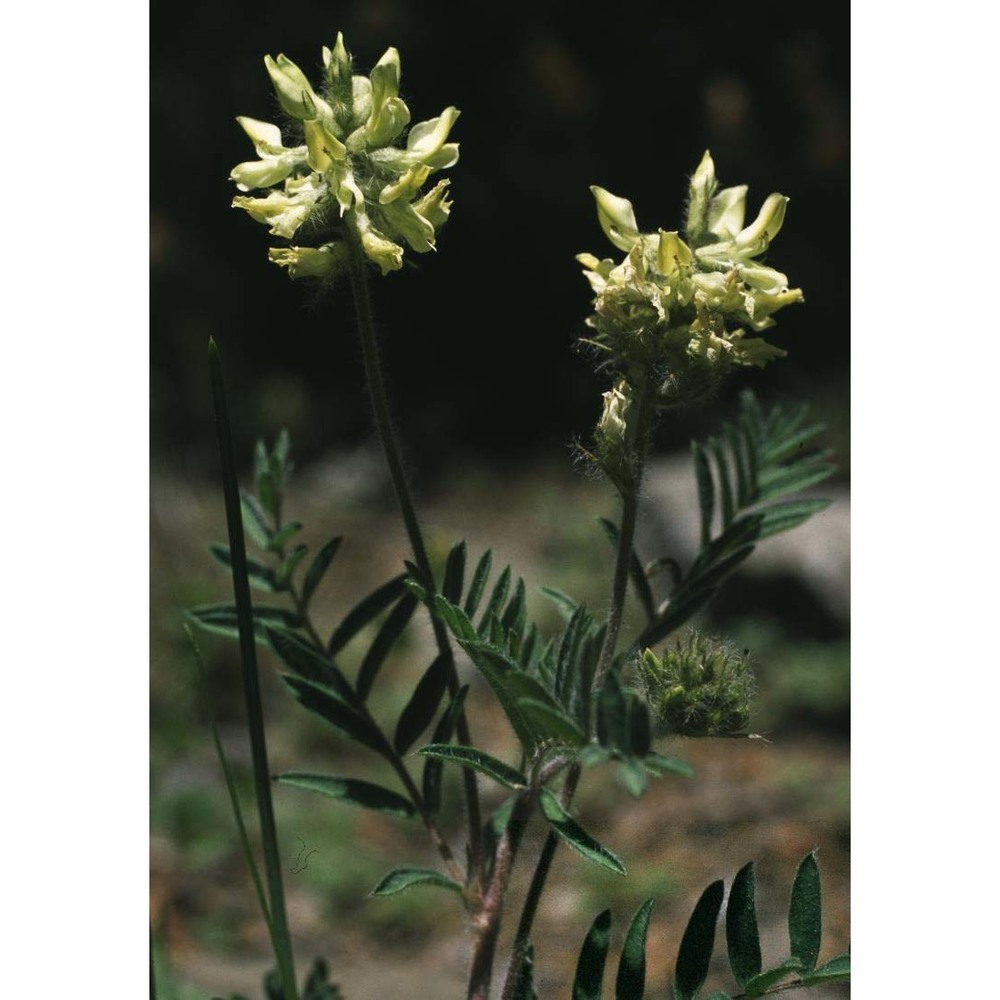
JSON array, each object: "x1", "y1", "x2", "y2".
[
  {"x1": 616, "y1": 899, "x2": 654, "y2": 999},
  {"x1": 208, "y1": 339, "x2": 297, "y2": 1000},
  {"x1": 186, "y1": 627, "x2": 273, "y2": 940},
  {"x1": 327, "y1": 574, "x2": 408, "y2": 656},
  {"x1": 275, "y1": 773, "x2": 415, "y2": 818},
  {"x1": 539, "y1": 790, "x2": 626, "y2": 875},
  {"x1": 356, "y1": 592, "x2": 419, "y2": 701}
]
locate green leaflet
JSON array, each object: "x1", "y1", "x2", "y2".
[
  {"x1": 281, "y1": 674, "x2": 390, "y2": 759},
  {"x1": 327, "y1": 574, "x2": 408, "y2": 656},
  {"x1": 788, "y1": 851, "x2": 822, "y2": 973},
  {"x1": 356, "y1": 591, "x2": 418, "y2": 701},
  {"x1": 442, "y1": 540, "x2": 467, "y2": 603},
  {"x1": 673, "y1": 880, "x2": 723, "y2": 1000},
  {"x1": 301, "y1": 536, "x2": 343, "y2": 607},
  {"x1": 265, "y1": 627, "x2": 352, "y2": 698},
  {"x1": 417, "y1": 744, "x2": 527, "y2": 789},
  {"x1": 692, "y1": 442, "x2": 714, "y2": 547},
  {"x1": 726, "y1": 862, "x2": 762, "y2": 987},
  {"x1": 240, "y1": 491, "x2": 273, "y2": 548},
  {"x1": 800, "y1": 953, "x2": 850, "y2": 985},
  {"x1": 742, "y1": 957, "x2": 803, "y2": 996},
  {"x1": 422, "y1": 685, "x2": 469, "y2": 815},
  {"x1": 572, "y1": 909, "x2": 611, "y2": 1000},
  {"x1": 463, "y1": 549, "x2": 493, "y2": 617},
  {"x1": 393, "y1": 653, "x2": 451, "y2": 754},
  {"x1": 275, "y1": 773, "x2": 415, "y2": 818},
  {"x1": 615, "y1": 898, "x2": 654, "y2": 999},
  {"x1": 596, "y1": 670, "x2": 628, "y2": 751},
  {"x1": 369, "y1": 867, "x2": 462, "y2": 897},
  {"x1": 209, "y1": 543, "x2": 279, "y2": 592},
  {"x1": 185, "y1": 603, "x2": 301, "y2": 640},
  {"x1": 539, "y1": 789, "x2": 626, "y2": 876}
]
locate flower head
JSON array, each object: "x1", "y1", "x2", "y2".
[
  {"x1": 637, "y1": 630, "x2": 755, "y2": 737},
  {"x1": 578, "y1": 152, "x2": 802, "y2": 403},
  {"x1": 230, "y1": 34, "x2": 459, "y2": 279}
]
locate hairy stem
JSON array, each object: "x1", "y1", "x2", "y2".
[
  {"x1": 501, "y1": 380, "x2": 654, "y2": 993},
  {"x1": 468, "y1": 791, "x2": 536, "y2": 1000},
  {"x1": 345, "y1": 236, "x2": 484, "y2": 880}
]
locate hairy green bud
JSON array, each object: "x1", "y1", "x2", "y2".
[{"x1": 637, "y1": 631, "x2": 754, "y2": 737}]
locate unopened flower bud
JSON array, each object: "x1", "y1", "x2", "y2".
[{"x1": 590, "y1": 186, "x2": 640, "y2": 252}]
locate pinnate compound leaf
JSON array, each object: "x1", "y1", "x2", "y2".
[
  {"x1": 726, "y1": 862, "x2": 762, "y2": 986},
  {"x1": 539, "y1": 789, "x2": 625, "y2": 875},
  {"x1": 327, "y1": 574, "x2": 407, "y2": 656},
  {"x1": 185, "y1": 603, "x2": 300, "y2": 640},
  {"x1": 459, "y1": 642, "x2": 541, "y2": 751},
  {"x1": 572, "y1": 909, "x2": 611, "y2": 1000},
  {"x1": 616, "y1": 898, "x2": 654, "y2": 999},
  {"x1": 301, "y1": 536, "x2": 343, "y2": 607},
  {"x1": 393, "y1": 653, "x2": 451, "y2": 754},
  {"x1": 275, "y1": 773, "x2": 415, "y2": 818},
  {"x1": 281, "y1": 674, "x2": 390, "y2": 759},
  {"x1": 356, "y1": 592, "x2": 419, "y2": 701},
  {"x1": 800, "y1": 953, "x2": 850, "y2": 985},
  {"x1": 417, "y1": 744, "x2": 527, "y2": 789},
  {"x1": 674, "y1": 880, "x2": 724, "y2": 1000},
  {"x1": 209, "y1": 543, "x2": 278, "y2": 592},
  {"x1": 265, "y1": 627, "x2": 353, "y2": 699},
  {"x1": 370, "y1": 868, "x2": 462, "y2": 897},
  {"x1": 788, "y1": 851, "x2": 821, "y2": 973}
]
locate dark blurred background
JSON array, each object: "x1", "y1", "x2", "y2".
[{"x1": 151, "y1": 0, "x2": 848, "y2": 475}]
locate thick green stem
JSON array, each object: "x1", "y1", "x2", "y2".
[
  {"x1": 209, "y1": 339, "x2": 298, "y2": 1000},
  {"x1": 501, "y1": 381, "x2": 655, "y2": 994},
  {"x1": 344, "y1": 238, "x2": 484, "y2": 879}
]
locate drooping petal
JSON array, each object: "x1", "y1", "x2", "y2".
[
  {"x1": 590, "y1": 186, "x2": 640, "y2": 252},
  {"x1": 236, "y1": 116, "x2": 285, "y2": 156},
  {"x1": 379, "y1": 164, "x2": 431, "y2": 205},
  {"x1": 406, "y1": 108, "x2": 461, "y2": 160},
  {"x1": 379, "y1": 198, "x2": 436, "y2": 252},
  {"x1": 735, "y1": 193, "x2": 789, "y2": 255},
  {"x1": 229, "y1": 156, "x2": 298, "y2": 192},
  {"x1": 706, "y1": 185, "x2": 748, "y2": 241},
  {"x1": 412, "y1": 180, "x2": 452, "y2": 228}
]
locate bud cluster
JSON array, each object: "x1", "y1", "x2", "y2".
[
  {"x1": 578, "y1": 152, "x2": 803, "y2": 405},
  {"x1": 230, "y1": 33, "x2": 459, "y2": 279},
  {"x1": 637, "y1": 630, "x2": 755, "y2": 737}
]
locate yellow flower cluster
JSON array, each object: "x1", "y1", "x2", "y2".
[
  {"x1": 230, "y1": 34, "x2": 459, "y2": 278},
  {"x1": 577, "y1": 151, "x2": 802, "y2": 394}
]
